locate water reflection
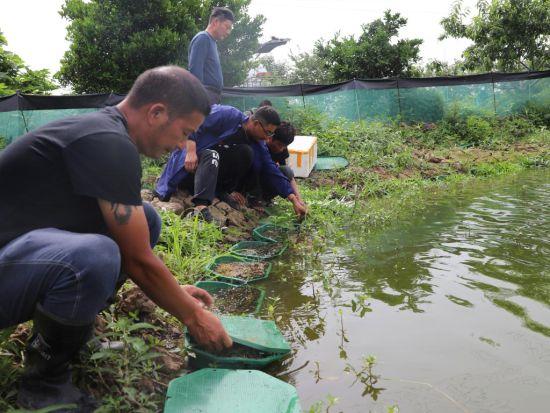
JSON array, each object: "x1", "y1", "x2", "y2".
[{"x1": 266, "y1": 170, "x2": 550, "y2": 412}]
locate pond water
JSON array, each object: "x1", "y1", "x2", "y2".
[{"x1": 263, "y1": 169, "x2": 550, "y2": 412}]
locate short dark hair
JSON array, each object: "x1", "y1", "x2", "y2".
[
  {"x1": 210, "y1": 7, "x2": 234, "y2": 23},
  {"x1": 259, "y1": 99, "x2": 273, "y2": 107},
  {"x1": 126, "y1": 66, "x2": 211, "y2": 119},
  {"x1": 252, "y1": 105, "x2": 281, "y2": 127},
  {"x1": 273, "y1": 121, "x2": 295, "y2": 146}
]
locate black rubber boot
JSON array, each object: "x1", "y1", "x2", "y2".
[{"x1": 17, "y1": 304, "x2": 99, "y2": 412}]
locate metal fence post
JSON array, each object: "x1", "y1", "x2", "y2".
[
  {"x1": 300, "y1": 84, "x2": 306, "y2": 109},
  {"x1": 491, "y1": 72, "x2": 497, "y2": 116},
  {"x1": 353, "y1": 79, "x2": 361, "y2": 122},
  {"x1": 396, "y1": 78, "x2": 403, "y2": 121}
]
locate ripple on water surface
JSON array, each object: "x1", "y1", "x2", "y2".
[{"x1": 266, "y1": 170, "x2": 550, "y2": 412}]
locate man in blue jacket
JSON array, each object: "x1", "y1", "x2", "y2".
[
  {"x1": 188, "y1": 7, "x2": 234, "y2": 104},
  {"x1": 155, "y1": 105, "x2": 307, "y2": 220}
]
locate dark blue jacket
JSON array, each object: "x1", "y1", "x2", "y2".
[{"x1": 155, "y1": 105, "x2": 293, "y2": 200}]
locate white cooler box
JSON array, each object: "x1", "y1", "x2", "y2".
[{"x1": 287, "y1": 135, "x2": 317, "y2": 178}]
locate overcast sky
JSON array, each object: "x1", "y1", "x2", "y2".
[{"x1": 0, "y1": 0, "x2": 477, "y2": 75}]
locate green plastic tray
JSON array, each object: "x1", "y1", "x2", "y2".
[
  {"x1": 186, "y1": 316, "x2": 291, "y2": 369},
  {"x1": 194, "y1": 280, "x2": 265, "y2": 315},
  {"x1": 187, "y1": 342, "x2": 285, "y2": 369},
  {"x1": 205, "y1": 255, "x2": 272, "y2": 284},
  {"x1": 219, "y1": 315, "x2": 290, "y2": 353},
  {"x1": 229, "y1": 241, "x2": 287, "y2": 261},
  {"x1": 252, "y1": 224, "x2": 290, "y2": 243},
  {"x1": 164, "y1": 369, "x2": 301, "y2": 413},
  {"x1": 314, "y1": 156, "x2": 349, "y2": 170}
]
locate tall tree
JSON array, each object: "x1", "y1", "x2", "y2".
[
  {"x1": 288, "y1": 51, "x2": 332, "y2": 84},
  {"x1": 57, "y1": 0, "x2": 264, "y2": 93},
  {"x1": 440, "y1": 0, "x2": 550, "y2": 71},
  {"x1": 213, "y1": 0, "x2": 265, "y2": 87},
  {"x1": 0, "y1": 31, "x2": 56, "y2": 95},
  {"x1": 416, "y1": 59, "x2": 470, "y2": 77},
  {"x1": 314, "y1": 10, "x2": 422, "y2": 81},
  {"x1": 250, "y1": 55, "x2": 292, "y2": 86}
]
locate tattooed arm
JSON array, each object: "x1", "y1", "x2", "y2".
[
  {"x1": 109, "y1": 202, "x2": 133, "y2": 225},
  {"x1": 97, "y1": 199, "x2": 232, "y2": 351}
]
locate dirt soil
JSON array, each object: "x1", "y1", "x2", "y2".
[
  {"x1": 236, "y1": 243, "x2": 283, "y2": 258},
  {"x1": 208, "y1": 285, "x2": 262, "y2": 314},
  {"x1": 260, "y1": 227, "x2": 288, "y2": 242},
  {"x1": 214, "y1": 261, "x2": 268, "y2": 280},
  {"x1": 193, "y1": 342, "x2": 269, "y2": 359}
]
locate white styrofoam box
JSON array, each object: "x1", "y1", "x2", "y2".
[{"x1": 287, "y1": 135, "x2": 317, "y2": 178}]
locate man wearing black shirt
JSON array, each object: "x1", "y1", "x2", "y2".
[{"x1": 0, "y1": 66, "x2": 231, "y2": 411}]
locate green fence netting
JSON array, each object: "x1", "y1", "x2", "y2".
[{"x1": 1, "y1": 71, "x2": 548, "y2": 145}]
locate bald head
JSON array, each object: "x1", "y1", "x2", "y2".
[{"x1": 126, "y1": 66, "x2": 211, "y2": 119}]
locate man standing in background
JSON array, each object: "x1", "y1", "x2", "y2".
[{"x1": 188, "y1": 7, "x2": 234, "y2": 105}]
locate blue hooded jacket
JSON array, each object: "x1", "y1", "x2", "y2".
[{"x1": 155, "y1": 105, "x2": 293, "y2": 200}]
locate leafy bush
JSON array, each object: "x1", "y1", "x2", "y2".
[
  {"x1": 500, "y1": 116, "x2": 537, "y2": 141},
  {"x1": 521, "y1": 92, "x2": 550, "y2": 127},
  {"x1": 400, "y1": 88, "x2": 445, "y2": 123}
]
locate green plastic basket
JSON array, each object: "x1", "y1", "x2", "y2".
[
  {"x1": 164, "y1": 369, "x2": 302, "y2": 413},
  {"x1": 252, "y1": 224, "x2": 290, "y2": 243},
  {"x1": 194, "y1": 281, "x2": 265, "y2": 315},
  {"x1": 205, "y1": 255, "x2": 272, "y2": 284},
  {"x1": 229, "y1": 241, "x2": 287, "y2": 260},
  {"x1": 186, "y1": 316, "x2": 291, "y2": 369},
  {"x1": 187, "y1": 342, "x2": 285, "y2": 369}
]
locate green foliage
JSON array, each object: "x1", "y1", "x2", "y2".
[
  {"x1": 286, "y1": 106, "x2": 410, "y2": 169},
  {"x1": 416, "y1": 59, "x2": 471, "y2": 77},
  {"x1": 155, "y1": 210, "x2": 224, "y2": 282},
  {"x1": 253, "y1": 55, "x2": 293, "y2": 86},
  {"x1": 520, "y1": 87, "x2": 550, "y2": 127},
  {"x1": 248, "y1": 51, "x2": 334, "y2": 86},
  {"x1": 79, "y1": 311, "x2": 163, "y2": 412},
  {"x1": 215, "y1": 0, "x2": 265, "y2": 87},
  {"x1": 314, "y1": 10, "x2": 422, "y2": 81},
  {"x1": 288, "y1": 51, "x2": 332, "y2": 85},
  {"x1": 57, "y1": 0, "x2": 263, "y2": 92},
  {"x1": 0, "y1": 328, "x2": 20, "y2": 411},
  {"x1": 305, "y1": 394, "x2": 339, "y2": 413},
  {"x1": 400, "y1": 88, "x2": 445, "y2": 123},
  {"x1": 440, "y1": 0, "x2": 550, "y2": 71},
  {"x1": 0, "y1": 31, "x2": 56, "y2": 95},
  {"x1": 344, "y1": 355, "x2": 385, "y2": 400}
]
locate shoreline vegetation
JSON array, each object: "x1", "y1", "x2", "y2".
[{"x1": 1, "y1": 109, "x2": 548, "y2": 412}]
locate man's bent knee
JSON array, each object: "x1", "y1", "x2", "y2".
[
  {"x1": 279, "y1": 165, "x2": 294, "y2": 180},
  {"x1": 143, "y1": 202, "x2": 162, "y2": 247},
  {"x1": 52, "y1": 234, "x2": 121, "y2": 322}
]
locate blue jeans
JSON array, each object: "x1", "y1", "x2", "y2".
[{"x1": 0, "y1": 203, "x2": 161, "y2": 329}]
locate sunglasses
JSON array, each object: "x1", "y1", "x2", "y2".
[{"x1": 258, "y1": 121, "x2": 275, "y2": 138}]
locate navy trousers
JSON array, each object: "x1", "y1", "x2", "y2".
[{"x1": 0, "y1": 202, "x2": 161, "y2": 329}]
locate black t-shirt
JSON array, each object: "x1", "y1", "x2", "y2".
[
  {"x1": 269, "y1": 147, "x2": 289, "y2": 166},
  {"x1": 217, "y1": 129, "x2": 289, "y2": 166},
  {"x1": 215, "y1": 126, "x2": 249, "y2": 146},
  {"x1": 0, "y1": 106, "x2": 142, "y2": 248}
]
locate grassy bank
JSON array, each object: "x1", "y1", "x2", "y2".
[{"x1": 1, "y1": 112, "x2": 548, "y2": 412}]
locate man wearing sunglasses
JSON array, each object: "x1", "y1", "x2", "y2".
[{"x1": 155, "y1": 104, "x2": 307, "y2": 221}]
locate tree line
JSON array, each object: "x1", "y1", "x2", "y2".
[{"x1": 0, "y1": 0, "x2": 548, "y2": 94}]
